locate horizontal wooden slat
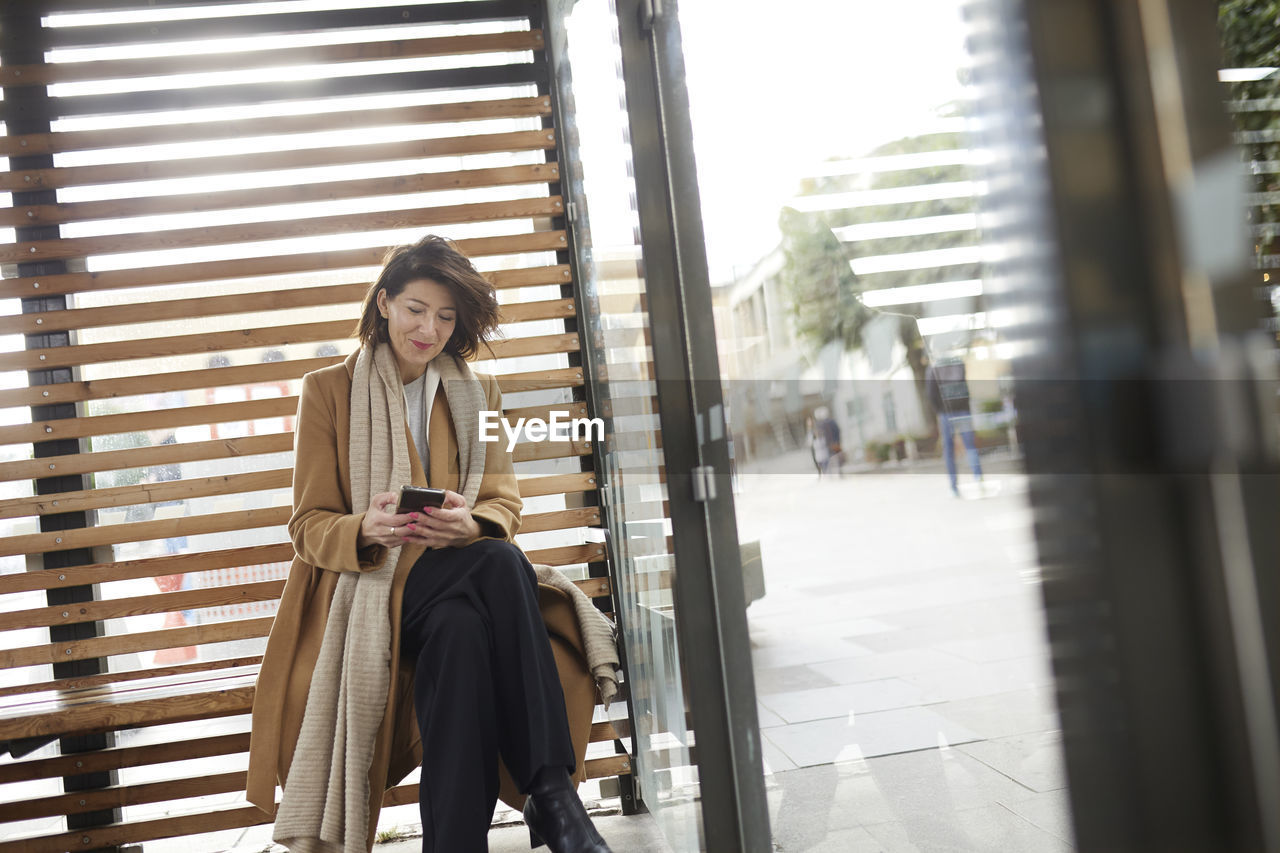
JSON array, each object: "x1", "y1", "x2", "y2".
[
  {"x1": 487, "y1": 331, "x2": 580, "y2": 362},
  {"x1": 0, "y1": 95, "x2": 551, "y2": 159},
  {"x1": 500, "y1": 297, "x2": 577, "y2": 325},
  {"x1": 491, "y1": 264, "x2": 573, "y2": 290},
  {"x1": 0, "y1": 162, "x2": 561, "y2": 232},
  {"x1": 0, "y1": 129, "x2": 557, "y2": 193},
  {"x1": 0, "y1": 580, "x2": 284, "y2": 632},
  {"x1": 1, "y1": 397, "x2": 296, "y2": 445},
  {"x1": 512, "y1": 435, "x2": 594, "y2": 464},
  {"x1": 0, "y1": 678, "x2": 254, "y2": 742},
  {"x1": 0, "y1": 619, "x2": 272, "y2": 671},
  {"x1": 590, "y1": 720, "x2": 625, "y2": 742},
  {"x1": 4, "y1": 60, "x2": 547, "y2": 121},
  {"x1": 0, "y1": 469, "x2": 291, "y2": 520},
  {"x1": 3, "y1": 194, "x2": 565, "y2": 264},
  {"x1": 518, "y1": 506, "x2": 599, "y2": 535},
  {"x1": 0, "y1": 770, "x2": 246, "y2": 823},
  {"x1": 2, "y1": 319, "x2": 352, "y2": 372},
  {"x1": 0, "y1": 433, "x2": 294, "y2": 484},
  {"x1": 0, "y1": 30, "x2": 545, "y2": 88},
  {"x1": 31, "y1": 1, "x2": 535, "y2": 50},
  {"x1": 496, "y1": 366, "x2": 583, "y2": 394},
  {"x1": 518, "y1": 470, "x2": 598, "y2": 498},
  {"x1": 0, "y1": 545, "x2": 293, "y2": 595},
  {"x1": 0, "y1": 656, "x2": 262, "y2": 701},
  {"x1": 0, "y1": 804, "x2": 269, "y2": 853},
  {"x1": 524, "y1": 543, "x2": 609, "y2": 571},
  {"x1": 0, "y1": 355, "x2": 339, "y2": 410},
  {"x1": 0, "y1": 275, "x2": 570, "y2": 343},
  {"x1": 502, "y1": 400, "x2": 590, "y2": 423},
  {"x1": 5, "y1": 468, "x2": 594, "y2": 521},
  {"x1": 585, "y1": 753, "x2": 632, "y2": 779},
  {"x1": 0, "y1": 506, "x2": 290, "y2": 558},
  {"x1": 0, "y1": 232, "x2": 569, "y2": 300},
  {"x1": 0, "y1": 731, "x2": 250, "y2": 785},
  {"x1": 0, "y1": 287, "x2": 566, "y2": 338},
  {"x1": 4, "y1": 320, "x2": 575, "y2": 374},
  {"x1": 0, "y1": 283, "x2": 366, "y2": 337}
]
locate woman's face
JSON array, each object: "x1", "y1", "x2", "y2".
[{"x1": 377, "y1": 278, "x2": 458, "y2": 382}]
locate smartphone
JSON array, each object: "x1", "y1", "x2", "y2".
[{"x1": 397, "y1": 485, "x2": 447, "y2": 513}]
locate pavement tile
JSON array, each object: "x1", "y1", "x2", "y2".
[
  {"x1": 929, "y1": 688, "x2": 1062, "y2": 741},
  {"x1": 766, "y1": 750, "x2": 1054, "y2": 835},
  {"x1": 762, "y1": 736, "x2": 800, "y2": 774},
  {"x1": 902, "y1": 655, "x2": 1054, "y2": 703},
  {"x1": 759, "y1": 678, "x2": 927, "y2": 725},
  {"x1": 861, "y1": 804, "x2": 1073, "y2": 852},
  {"x1": 757, "y1": 701, "x2": 787, "y2": 728},
  {"x1": 881, "y1": 592, "x2": 1040, "y2": 633},
  {"x1": 809, "y1": 649, "x2": 969, "y2": 685},
  {"x1": 750, "y1": 637, "x2": 873, "y2": 669},
  {"x1": 937, "y1": 630, "x2": 1049, "y2": 664},
  {"x1": 958, "y1": 731, "x2": 1069, "y2": 793},
  {"x1": 762, "y1": 707, "x2": 981, "y2": 767},
  {"x1": 752, "y1": 663, "x2": 840, "y2": 695},
  {"x1": 997, "y1": 792, "x2": 1077, "y2": 844}
]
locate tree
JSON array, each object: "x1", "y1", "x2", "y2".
[
  {"x1": 776, "y1": 206, "x2": 871, "y2": 352},
  {"x1": 1220, "y1": 3, "x2": 1280, "y2": 283},
  {"x1": 776, "y1": 125, "x2": 977, "y2": 413}
]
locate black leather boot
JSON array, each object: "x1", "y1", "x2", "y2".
[{"x1": 523, "y1": 766, "x2": 613, "y2": 853}]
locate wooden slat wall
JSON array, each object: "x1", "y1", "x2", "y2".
[{"x1": 0, "y1": 2, "x2": 624, "y2": 850}]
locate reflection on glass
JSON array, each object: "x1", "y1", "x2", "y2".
[
  {"x1": 546, "y1": 0, "x2": 703, "y2": 849},
  {"x1": 683, "y1": 1, "x2": 1073, "y2": 850}
]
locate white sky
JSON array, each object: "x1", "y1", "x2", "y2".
[{"x1": 676, "y1": 0, "x2": 971, "y2": 282}]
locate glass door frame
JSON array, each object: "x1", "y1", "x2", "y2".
[{"x1": 539, "y1": 0, "x2": 772, "y2": 849}]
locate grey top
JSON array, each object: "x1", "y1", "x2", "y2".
[{"x1": 402, "y1": 363, "x2": 440, "y2": 472}]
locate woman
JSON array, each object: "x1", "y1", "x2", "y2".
[{"x1": 246, "y1": 235, "x2": 612, "y2": 853}]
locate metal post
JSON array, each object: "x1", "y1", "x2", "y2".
[
  {"x1": 613, "y1": 0, "x2": 771, "y2": 849},
  {"x1": 0, "y1": 6, "x2": 121, "y2": 847},
  {"x1": 972, "y1": 0, "x2": 1280, "y2": 850}
]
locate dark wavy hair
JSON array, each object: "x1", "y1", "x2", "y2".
[{"x1": 354, "y1": 235, "x2": 501, "y2": 361}]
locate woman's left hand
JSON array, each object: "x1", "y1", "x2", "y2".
[{"x1": 401, "y1": 490, "x2": 482, "y2": 549}]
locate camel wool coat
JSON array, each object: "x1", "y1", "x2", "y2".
[{"x1": 245, "y1": 352, "x2": 596, "y2": 850}]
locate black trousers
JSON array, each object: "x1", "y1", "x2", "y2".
[{"x1": 399, "y1": 538, "x2": 576, "y2": 853}]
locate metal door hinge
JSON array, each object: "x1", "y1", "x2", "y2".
[
  {"x1": 691, "y1": 465, "x2": 717, "y2": 502},
  {"x1": 640, "y1": 0, "x2": 663, "y2": 31}
]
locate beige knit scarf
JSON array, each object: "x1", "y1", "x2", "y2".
[{"x1": 273, "y1": 344, "x2": 485, "y2": 853}]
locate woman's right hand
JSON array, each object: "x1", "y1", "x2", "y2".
[{"x1": 357, "y1": 491, "x2": 419, "y2": 549}]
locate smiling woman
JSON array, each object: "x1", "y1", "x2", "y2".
[
  {"x1": 0, "y1": 2, "x2": 627, "y2": 851},
  {"x1": 355, "y1": 233, "x2": 502, "y2": 381},
  {"x1": 250, "y1": 232, "x2": 613, "y2": 853}
]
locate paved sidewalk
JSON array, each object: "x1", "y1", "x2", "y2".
[{"x1": 735, "y1": 450, "x2": 1075, "y2": 852}]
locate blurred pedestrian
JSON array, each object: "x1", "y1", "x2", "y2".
[
  {"x1": 925, "y1": 356, "x2": 983, "y2": 496},
  {"x1": 810, "y1": 407, "x2": 842, "y2": 477}
]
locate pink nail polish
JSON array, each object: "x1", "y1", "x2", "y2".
[
  {"x1": 411, "y1": 513, "x2": 419, "y2": 520},
  {"x1": 424, "y1": 508, "x2": 433, "y2": 514}
]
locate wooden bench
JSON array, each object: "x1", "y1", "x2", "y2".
[{"x1": 0, "y1": 1, "x2": 640, "y2": 849}]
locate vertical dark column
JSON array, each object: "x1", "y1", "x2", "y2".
[
  {"x1": 536, "y1": 0, "x2": 643, "y2": 815},
  {"x1": 613, "y1": 0, "x2": 770, "y2": 849},
  {"x1": 0, "y1": 5, "x2": 121, "y2": 845},
  {"x1": 969, "y1": 0, "x2": 1280, "y2": 851}
]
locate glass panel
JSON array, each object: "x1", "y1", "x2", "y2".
[
  {"x1": 545, "y1": 0, "x2": 703, "y2": 849},
  {"x1": 679, "y1": 1, "x2": 1074, "y2": 850}
]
